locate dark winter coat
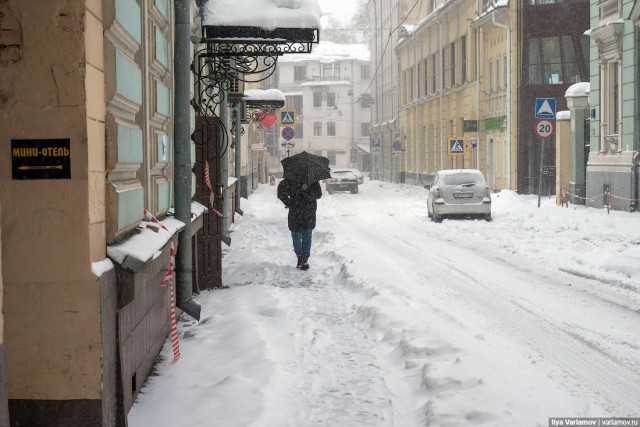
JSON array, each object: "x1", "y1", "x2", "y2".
[{"x1": 277, "y1": 179, "x2": 322, "y2": 232}]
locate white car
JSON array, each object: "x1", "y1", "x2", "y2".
[
  {"x1": 325, "y1": 169, "x2": 359, "y2": 194},
  {"x1": 426, "y1": 169, "x2": 492, "y2": 222},
  {"x1": 344, "y1": 168, "x2": 365, "y2": 184}
]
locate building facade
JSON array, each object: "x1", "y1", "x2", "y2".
[
  {"x1": 0, "y1": 0, "x2": 203, "y2": 425},
  {"x1": 517, "y1": 0, "x2": 590, "y2": 195},
  {"x1": 368, "y1": 0, "x2": 405, "y2": 181},
  {"x1": 396, "y1": 0, "x2": 516, "y2": 189},
  {"x1": 271, "y1": 42, "x2": 372, "y2": 172},
  {"x1": 584, "y1": 0, "x2": 640, "y2": 210},
  {"x1": 384, "y1": 0, "x2": 590, "y2": 192}
]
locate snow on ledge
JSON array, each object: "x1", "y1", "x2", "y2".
[
  {"x1": 107, "y1": 217, "x2": 185, "y2": 270},
  {"x1": 202, "y1": 0, "x2": 321, "y2": 31},
  {"x1": 91, "y1": 258, "x2": 115, "y2": 279},
  {"x1": 244, "y1": 89, "x2": 285, "y2": 102},
  {"x1": 565, "y1": 82, "x2": 590, "y2": 98}
]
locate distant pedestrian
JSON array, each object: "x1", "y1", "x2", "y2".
[{"x1": 277, "y1": 178, "x2": 322, "y2": 270}]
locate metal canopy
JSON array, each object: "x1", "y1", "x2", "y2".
[
  {"x1": 192, "y1": 25, "x2": 318, "y2": 117},
  {"x1": 201, "y1": 26, "x2": 318, "y2": 55}
]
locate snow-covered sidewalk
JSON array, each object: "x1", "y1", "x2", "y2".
[{"x1": 129, "y1": 181, "x2": 640, "y2": 427}]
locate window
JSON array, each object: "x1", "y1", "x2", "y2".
[
  {"x1": 488, "y1": 60, "x2": 493, "y2": 92},
  {"x1": 313, "y1": 92, "x2": 322, "y2": 107},
  {"x1": 527, "y1": 36, "x2": 583, "y2": 85},
  {"x1": 294, "y1": 65, "x2": 306, "y2": 82},
  {"x1": 360, "y1": 93, "x2": 371, "y2": 108},
  {"x1": 603, "y1": 61, "x2": 620, "y2": 135},
  {"x1": 327, "y1": 122, "x2": 336, "y2": 136},
  {"x1": 409, "y1": 67, "x2": 415, "y2": 101},
  {"x1": 431, "y1": 53, "x2": 437, "y2": 91},
  {"x1": 322, "y1": 63, "x2": 340, "y2": 80},
  {"x1": 361, "y1": 64, "x2": 370, "y2": 80},
  {"x1": 314, "y1": 122, "x2": 322, "y2": 136},
  {"x1": 286, "y1": 95, "x2": 303, "y2": 116},
  {"x1": 450, "y1": 42, "x2": 456, "y2": 86},
  {"x1": 461, "y1": 35, "x2": 467, "y2": 83},
  {"x1": 424, "y1": 58, "x2": 429, "y2": 95},
  {"x1": 327, "y1": 92, "x2": 336, "y2": 108},
  {"x1": 402, "y1": 71, "x2": 407, "y2": 103},
  {"x1": 361, "y1": 122, "x2": 370, "y2": 137},
  {"x1": 416, "y1": 62, "x2": 421, "y2": 98},
  {"x1": 496, "y1": 58, "x2": 500, "y2": 89},
  {"x1": 327, "y1": 151, "x2": 336, "y2": 165},
  {"x1": 504, "y1": 55, "x2": 507, "y2": 89}
]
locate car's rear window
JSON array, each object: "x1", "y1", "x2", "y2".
[{"x1": 443, "y1": 173, "x2": 484, "y2": 185}]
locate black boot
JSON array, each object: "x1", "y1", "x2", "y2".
[
  {"x1": 299, "y1": 255, "x2": 309, "y2": 270},
  {"x1": 296, "y1": 256, "x2": 303, "y2": 269}
]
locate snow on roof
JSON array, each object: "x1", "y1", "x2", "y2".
[
  {"x1": 279, "y1": 41, "x2": 370, "y2": 62},
  {"x1": 557, "y1": 110, "x2": 571, "y2": 121},
  {"x1": 565, "y1": 82, "x2": 590, "y2": 98},
  {"x1": 202, "y1": 0, "x2": 322, "y2": 31},
  {"x1": 244, "y1": 88, "x2": 285, "y2": 102}
]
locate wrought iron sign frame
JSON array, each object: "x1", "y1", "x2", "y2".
[{"x1": 192, "y1": 25, "x2": 318, "y2": 118}]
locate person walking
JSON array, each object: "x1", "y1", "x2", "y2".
[{"x1": 277, "y1": 178, "x2": 322, "y2": 270}]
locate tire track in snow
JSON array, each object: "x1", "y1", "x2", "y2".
[{"x1": 345, "y1": 213, "x2": 640, "y2": 416}]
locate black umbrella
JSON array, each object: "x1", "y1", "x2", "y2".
[{"x1": 281, "y1": 151, "x2": 331, "y2": 184}]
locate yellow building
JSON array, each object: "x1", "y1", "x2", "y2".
[{"x1": 397, "y1": 0, "x2": 517, "y2": 190}]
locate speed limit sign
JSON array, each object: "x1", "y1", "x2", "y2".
[{"x1": 535, "y1": 119, "x2": 555, "y2": 138}]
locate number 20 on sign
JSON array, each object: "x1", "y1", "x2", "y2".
[{"x1": 535, "y1": 119, "x2": 555, "y2": 139}]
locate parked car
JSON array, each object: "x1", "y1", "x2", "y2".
[
  {"x1": 344, "y1": 168, "x2": 365, "y2": 184},
  {"x1": 326, "y1": 169, "x2": 359, "y2": 194},
  {"x1": 426, "y1": 169, "x2": 491, "y2": 222}
]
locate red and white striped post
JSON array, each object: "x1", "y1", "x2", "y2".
[{"x1": 144, "y1": 209, "x2": 181, "y2": 362}]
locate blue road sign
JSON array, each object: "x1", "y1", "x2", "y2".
[
  {"x1": 448, "y1": 137, "x2": 465, "y2": 156},
  {"x1": 281, "y1": 126, "x2": 295, "y2": 141},
  {"x1": 535, "y1": 98, "x2": 556, "y2": 119},
  {"x1": 372, "y1": 138, "x2": 381, "y2": 149}
]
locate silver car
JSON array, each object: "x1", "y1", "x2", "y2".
[
  {"x1": 326, "y1": 169, "x2": 359, "y2": 194},
  {"x1": 426, "y1": 169, "x2": 491, "y2": 222}
]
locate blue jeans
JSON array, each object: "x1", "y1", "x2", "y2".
[{"x1": 291, "y1": 229, "x2": 312, "y2": 257}]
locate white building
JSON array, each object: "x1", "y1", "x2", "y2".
[{"x1": 269, "y1": 42, "x2": 372, "y2": 171}]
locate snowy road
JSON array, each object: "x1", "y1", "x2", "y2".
[{"x1": 129, "y1": 180, "x2": 640, "y2": 427}]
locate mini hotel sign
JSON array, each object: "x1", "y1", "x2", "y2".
[{"x1": 11, "y1": 139, "x2": 71, "y2": 180}]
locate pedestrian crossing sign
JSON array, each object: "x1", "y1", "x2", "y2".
[
  {"x1": 448, "y1": 137, "x2": 466, "y2": 156},
  {"x1": 278, "y1": 109, "x2": 297, "y2": 127},
  {"x1": 535, "y1": 98, "x2": 556, "y2": 119}
]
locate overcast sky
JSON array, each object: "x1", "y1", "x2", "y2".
[{"x1": 318, "y1": 0, "x2": 362, "y2": 23}]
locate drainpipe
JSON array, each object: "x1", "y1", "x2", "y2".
[
  {"x1": 476, "y1": 24, "x2": 481, "y2": 170},
  {"x1": 633, "y1": 28, "x2": 640, "y2": 212},
  {"x1": 173, "y1": 0, "x2": 201, "y2": 321},
  {"x1": 234, "y1": 103, "x2": 244, "y2": 215},
  {"x1": 220, "y1": 91, "x2": 231, "y2": 246},
  {"x1": 437, "y1": 16, "x2": 444, "y2": 171},
  {"x1": 632, "y1": 151, "x2": 639, "y2": 212},
  {"x1": 492, "y1": 11, "x2": 511, "y2": 189},
  {"x1": 414, "y1": 33, "x2": 420, "y2": 183}
]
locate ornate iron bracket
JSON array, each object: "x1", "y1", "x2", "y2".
[{"x1": 191, "y1": 26, "x2": 318, "y2": 118}]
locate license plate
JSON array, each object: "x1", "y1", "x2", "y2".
[{"x1": 453, "y1": 192, "x2": 473, "y2": 198}]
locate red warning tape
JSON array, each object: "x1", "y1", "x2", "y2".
[
  {"x1": 204, "y1": 161, "x2": 224, "y2": 218},
  {"x1": 144, "y1": 209, "x2": 181, "y2": 362}
]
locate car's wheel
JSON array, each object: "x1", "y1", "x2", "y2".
[
  {"x1": 484, "y1": 213, "x2": 492, "y2": 222},
  {"x1": 327, "y1": 187, "x2": 334, "y2": 194},
  {"x1": 351, "y1": 186, "x2": 358, "y2": 194}
]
